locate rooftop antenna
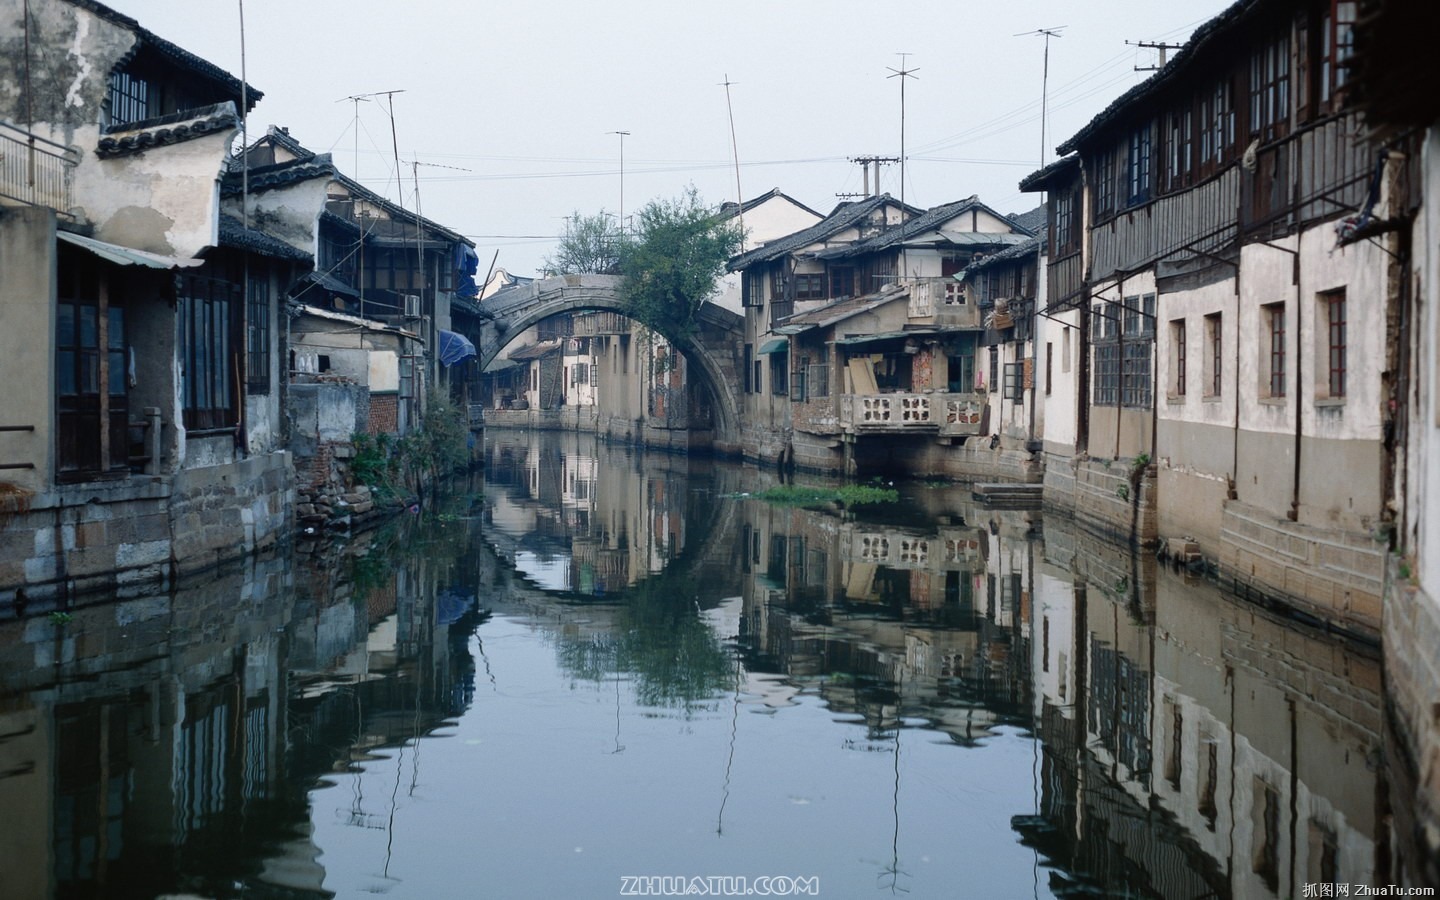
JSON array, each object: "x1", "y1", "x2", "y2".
[
  {"x1": 1127, "y1": 39, "x2": 1184, "y2": 72},
  {"x1": 608, "y1": 131, "x2": 630, "y2": 238},
  {"x1": 336, "y1": 93, "x2": 373, "y2": 177},
  {"x1": 1015, "y1": 27, "x2": 1065, "y2": 171},
  {"x1": 720, "y1": 75, "x2": 745, "y2": 243},
  {"x1": 886, "y1": 54, "x2": 918, "y2": 218}
]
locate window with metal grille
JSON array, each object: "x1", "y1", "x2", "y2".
[
  {"x1": 1205, "y1": 313, "x2": 1223, "y2": 397},
  {"x1": 1127, "y1": 124, "x2": 1152, "y2": 206},
  {"x1": 179, "y1": 275, "x2": 239, "y2": 431},
  {"x1": 1264, "y1": 302, "x2": 1286, "y2": 397},
  {"x1": 246, "y1": 276, "x2": 270, "y2": 393},
  {"x1": 1171, "y1": 319, "x2": 1186, "y2": 396},
  {"x1": 108, "y1": 71, "x2": 150, "y2": 126},
  {"x1": 1003, "y1": 362, "x2": 1025, "y2": 404},
  {"x1": 1323, "y1": 288, "x2": 1346, "y2": 397}
]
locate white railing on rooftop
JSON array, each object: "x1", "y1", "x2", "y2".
[{"x1": 0, "y1": 122, "x2": 77, "y2": 215}]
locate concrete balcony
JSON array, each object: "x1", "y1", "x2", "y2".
[
  {"x1": 0, "y1": 122, "x2": 78, "y2": 216},
  {"x1": 838, "y1": 391, "x2": 986, "y2": 436},
  {"x1": 904, "y1": 277, "x2": 981, "y2": 329}
]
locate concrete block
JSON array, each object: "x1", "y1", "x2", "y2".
[
  {"x1": 116, "y1": 540, "x2": 171, "y2": 569},
  {"x1": 23, "y1": 554, "x2": 56, "y2": 583}
]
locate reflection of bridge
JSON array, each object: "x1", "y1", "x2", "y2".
[{"x1": 478, "y1": 275, "x2": 746, "y2": 452}]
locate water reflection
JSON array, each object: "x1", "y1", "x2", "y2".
[{"x1": 0, "y1": 427, "x2": 1406, "y2": 898}]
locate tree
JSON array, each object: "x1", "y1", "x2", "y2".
[
  {"x1": 617, "y1": 186, "x2": 743, "y2": 339},
  {"x1": 543, "y1": 210, "x2": 619, "y2": 275}
]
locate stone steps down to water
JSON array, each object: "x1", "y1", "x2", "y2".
[{"x1": 971, "y1": 482, "x2": 1043, "y2": 509}]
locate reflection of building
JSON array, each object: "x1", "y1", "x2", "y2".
[
  {"x1": 1020, "y1": 518, "x2": 1385, "y2": 897},
  {"x1": 0, "y1": 518, "x2": 478, "y2": 898}
]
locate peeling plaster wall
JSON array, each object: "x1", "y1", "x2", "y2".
[
  {"x1": 226, "y1": 177, "x2": 331, "y2": 257},
  {"x1": 4, "y1": 1, "x2": 236, "y2": 256}
]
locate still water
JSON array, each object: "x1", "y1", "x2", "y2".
[{"x1": 0, "y1": 428, "x2": 1398, "y2": 898}]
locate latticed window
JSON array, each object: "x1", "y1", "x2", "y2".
[
  {"x1": 1265, "y1": 303, "x2": 1286, "y2": 397},
  {"x1": 179, "y1": 275, "x2": 240, "y2": 431},
  {"x1": 1324, "y1": 289, "x2": 1346, "y2": 397},
  {"x1": 108, "y1": 71, "x2": 150, "y2": 126},
  {"x1": 247, "y1": 277, "x2": 270, "y2": 393}
]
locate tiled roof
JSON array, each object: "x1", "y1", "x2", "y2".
[
  {"x1": 68, "y1": 1, "x2": 262, "y2": 110},
  {"x1": 95, "y1": 103, "x2": 239, "y2": 158},
  {"x1": 1018, "y1": 154, "x2": 1080, "y2": 193},
  {"x1": 773, "y1": 283, "x2": 908, "y2": 332},
  {"x1": 222, "y1": 154, "x2": 338, "y2": 196},
  {"x1": 1055, "y1": 0, "x2": 1256, "y2": 155},
  {"x1": 1006, "y1": 206, "x2": 1046, "y2": 234},
  {"x1": 718, "y1": 188, "x2": 823, "y2": 220},
  {"x1": 727, "y1": 194, "x2": 921, "y2": 271},
  {"x1": 822, "y1": 196, "x2": 1034, "y2": 260},
  {"x1": 217, "y1": 215, "x2": 311, "y2": 261},
  {"x1": 963, "y1": 231, "x2": 1044, "y2": 273},
  {"x1": 507, "y1": 340, "x2": 563, "y2": 361}
]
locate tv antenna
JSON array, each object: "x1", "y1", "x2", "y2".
[
  {"x1": 886, "y1": 53, "x2": 918, "y2": 221},
  {"x1": 1127, "y1": 39, "x2": 1184, "y2": 72},
  {"x1": 1015, "y1": 27, "x2": 1065, "y2": 171}
]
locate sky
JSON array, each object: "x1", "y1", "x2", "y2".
[{"x1": 106, "y1": 0, "x2": 1235, "y2": 278}]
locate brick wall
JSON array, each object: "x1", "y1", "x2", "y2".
[{"x1": 368, "y1": 394, "x2": 399, "y2": 435}]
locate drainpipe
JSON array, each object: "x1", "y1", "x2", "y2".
[{"x1": 1289, "y1": 245, "x2": 1302, "y2": 522}]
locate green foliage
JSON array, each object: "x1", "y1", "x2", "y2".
[
  {"x1": 1115, "y1": 483, "x2": 1130, "y2": 501},
  {"x1": 755, "y1": 483, "x2": 901, "y2": 507},
  {"x1": 617, "y1": 186, "x2": 744, "y2": 339},
  {"x1": 543, "y1": 210, "x2": 619, "y2": 275},
  {"x1": 48, "y1": 611, "x2": 72, "y2": 625},
  {"x1": 348, "y1": 389, "x2": 469, "y2": 499}
]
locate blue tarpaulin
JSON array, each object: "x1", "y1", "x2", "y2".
[
  {"x1": 439, "y1": 329, "x2": 477, "y2": 366},
  {"x1": 455, "y1": 244, "x2": 480, "y2": 299}
]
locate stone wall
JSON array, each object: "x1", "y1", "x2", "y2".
[
  {"x1": 0, "y1": 452, "x2": 292, "y2": 605},
  {"x1": 1217, "y1": 500, "x2": 1383, "y2": 641},
  {"x1": 1383, "y1": 560, "x2": 1440, "y2": 886},
  {"x1": 1045, "y1": 456, "x2": 1157, "y2": 548}
]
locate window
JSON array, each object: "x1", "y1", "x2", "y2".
[
  {"x1": 1128, "y1": 124, "x2": 1153, "y2": 206},
  {"x1": 1094, "y1": 147, "x2": 1118, "y2": 218},
  {"x1": 1054, "y1": 189, "x2": 1075, "y2": 252},
  {"x1": 246, "y1": 276, "x2": 270, "y2": 393},
  {"x1": 1320, "y1": 1, "x2": 1358, "y2": 105},
  {"x1": 1003, "y1": 362, "x2": 1025, "y2": 404},
  {"x1": 1122, "y1": 340, "x2": 1153, "y2": 408},
  {"x1": 1250, "y1": 32, "x2": 1291, "y2": 140},
  {"x1": 743, "y1": 343, "x2": 753, "y2": 393},
  {"x1": 793, "y1": 273, "x2": 824, "y2": 301},
  {"x1": 828, "y1": 266, "x2": 855, "y2": 299},
  {"x1": 988, "y1": 346, "x2": 999, "y2": 394},
  {"x1": 1262, "y1": 302, "x2": 1287, "y2": 398},
  {"x1": 56, "y1": 251, "x2": 130, "y2": 477},
  {"x1": 743, "y1": 271, "x2": 765, "y2": 307},
  {"x1": 1167, "y1": 109, "x2": 1193, "y2": 190},
  {"x1": 570, "y1": 363, "x2": 589, "y2": 386},
  {"x1": 1171, "y1": 319, "x2": 1187, "y2": 396},
  {"x1": 947, "y1": 342, "x2": 976, "y2": 393},
  {"x1": 179, "y1": 275, "x2": 240, "y2": 431},
  {"x1": 1045, "y1": 342, "x2": 1053, "y2": 396},
  {"x1": 1205, "y1": 313, "x2": 1223, "y2": 397},
  {"x1": 1204, "y1": 80, "x2": 1235, "y2": 169},
  {"x1": 1095, "y1": 343, "x2": 1121, "y2": 406},
  {"x1": 1062, "y1": 327, "x2": 1072, "y2": 373},
  {"x1": 1322, "y1": 288, "x2": 1346, "y2": 397},
  {"x1": 770, "y1": 351, "x2": 788, "y2": 396},
  {"x1": 108, "y1": 71, "x2": 151, "y2": 126}
]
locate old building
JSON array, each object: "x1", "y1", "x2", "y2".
[
  {"x1": 0, "y1": 0, "x2": 293, "y2": 598},
  {"x1": 1029, "y1": 0, "x2": 1394, "y2": 635}
]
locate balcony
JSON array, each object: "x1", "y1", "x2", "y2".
[
  {"x1": 903, "y1": 277, "x2": 981, "y2": 329},
  {"x1": 838, "y1": 391, "x2": 986, "y2": 436},
  {"x1": 0, "y1": 122, "x2": 77, "y2": 215}
]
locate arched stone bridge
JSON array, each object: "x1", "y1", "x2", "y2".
[{"x1": 476, "y1": 274, "x2": 745, "y2": 453}]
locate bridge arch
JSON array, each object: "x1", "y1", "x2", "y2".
[{"x1": 476, "y1": 274, "x2": 744, "y2": 451}]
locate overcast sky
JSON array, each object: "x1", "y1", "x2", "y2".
[{"x1": 107, "y1": 0, "x2": 1234, "y2": 277}]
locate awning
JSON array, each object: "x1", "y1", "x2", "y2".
[
  {"x1": 834, "y1": 328, "x2": 943, "y2": 347},
  {"x1": 757, "y1": 337, "x2": 788, "y2": 355},
  {"x1": 439, "y1": 329, "x2": 477, "y2": 366},
  {"x1": 57, "y1": 231, "x2": 203, "y2": 268}
]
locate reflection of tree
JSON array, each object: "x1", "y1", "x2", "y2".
[{"x1": 554, "y1": 575, "x2": 733, "y2": 710}]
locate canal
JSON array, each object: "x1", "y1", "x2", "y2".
[{"x1": 0, "y1": 428, "x2": 1400, "y2": 898}]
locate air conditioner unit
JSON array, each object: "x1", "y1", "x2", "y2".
[{"x1": 403, "y1": 294, "x2": 421, "y2": 318}]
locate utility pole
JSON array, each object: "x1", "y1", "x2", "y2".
[
  {"x1": 849, "y1": 156, "x2": 898, "y2": 199},
  {"x1": 609, "y1": 131, "x2": 630, "y2": 237},
  {"x1": 1128, "y1": 39, "x2": 1184, "y2": 72}
]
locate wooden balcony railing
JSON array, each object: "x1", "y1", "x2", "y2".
[
  {"x1": 0, "y1": 122, "x2": 77, "y2": 214},
  {"x1": 903, "y1": 277, "x2": 981, "y2": 328},
  {"x1": 838, "y1": 391, "x2": 986, "y2": 436}
]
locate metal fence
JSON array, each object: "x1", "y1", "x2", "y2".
[{"x1": 0, "y1": 121, "x2": 76, "y2": 213}]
